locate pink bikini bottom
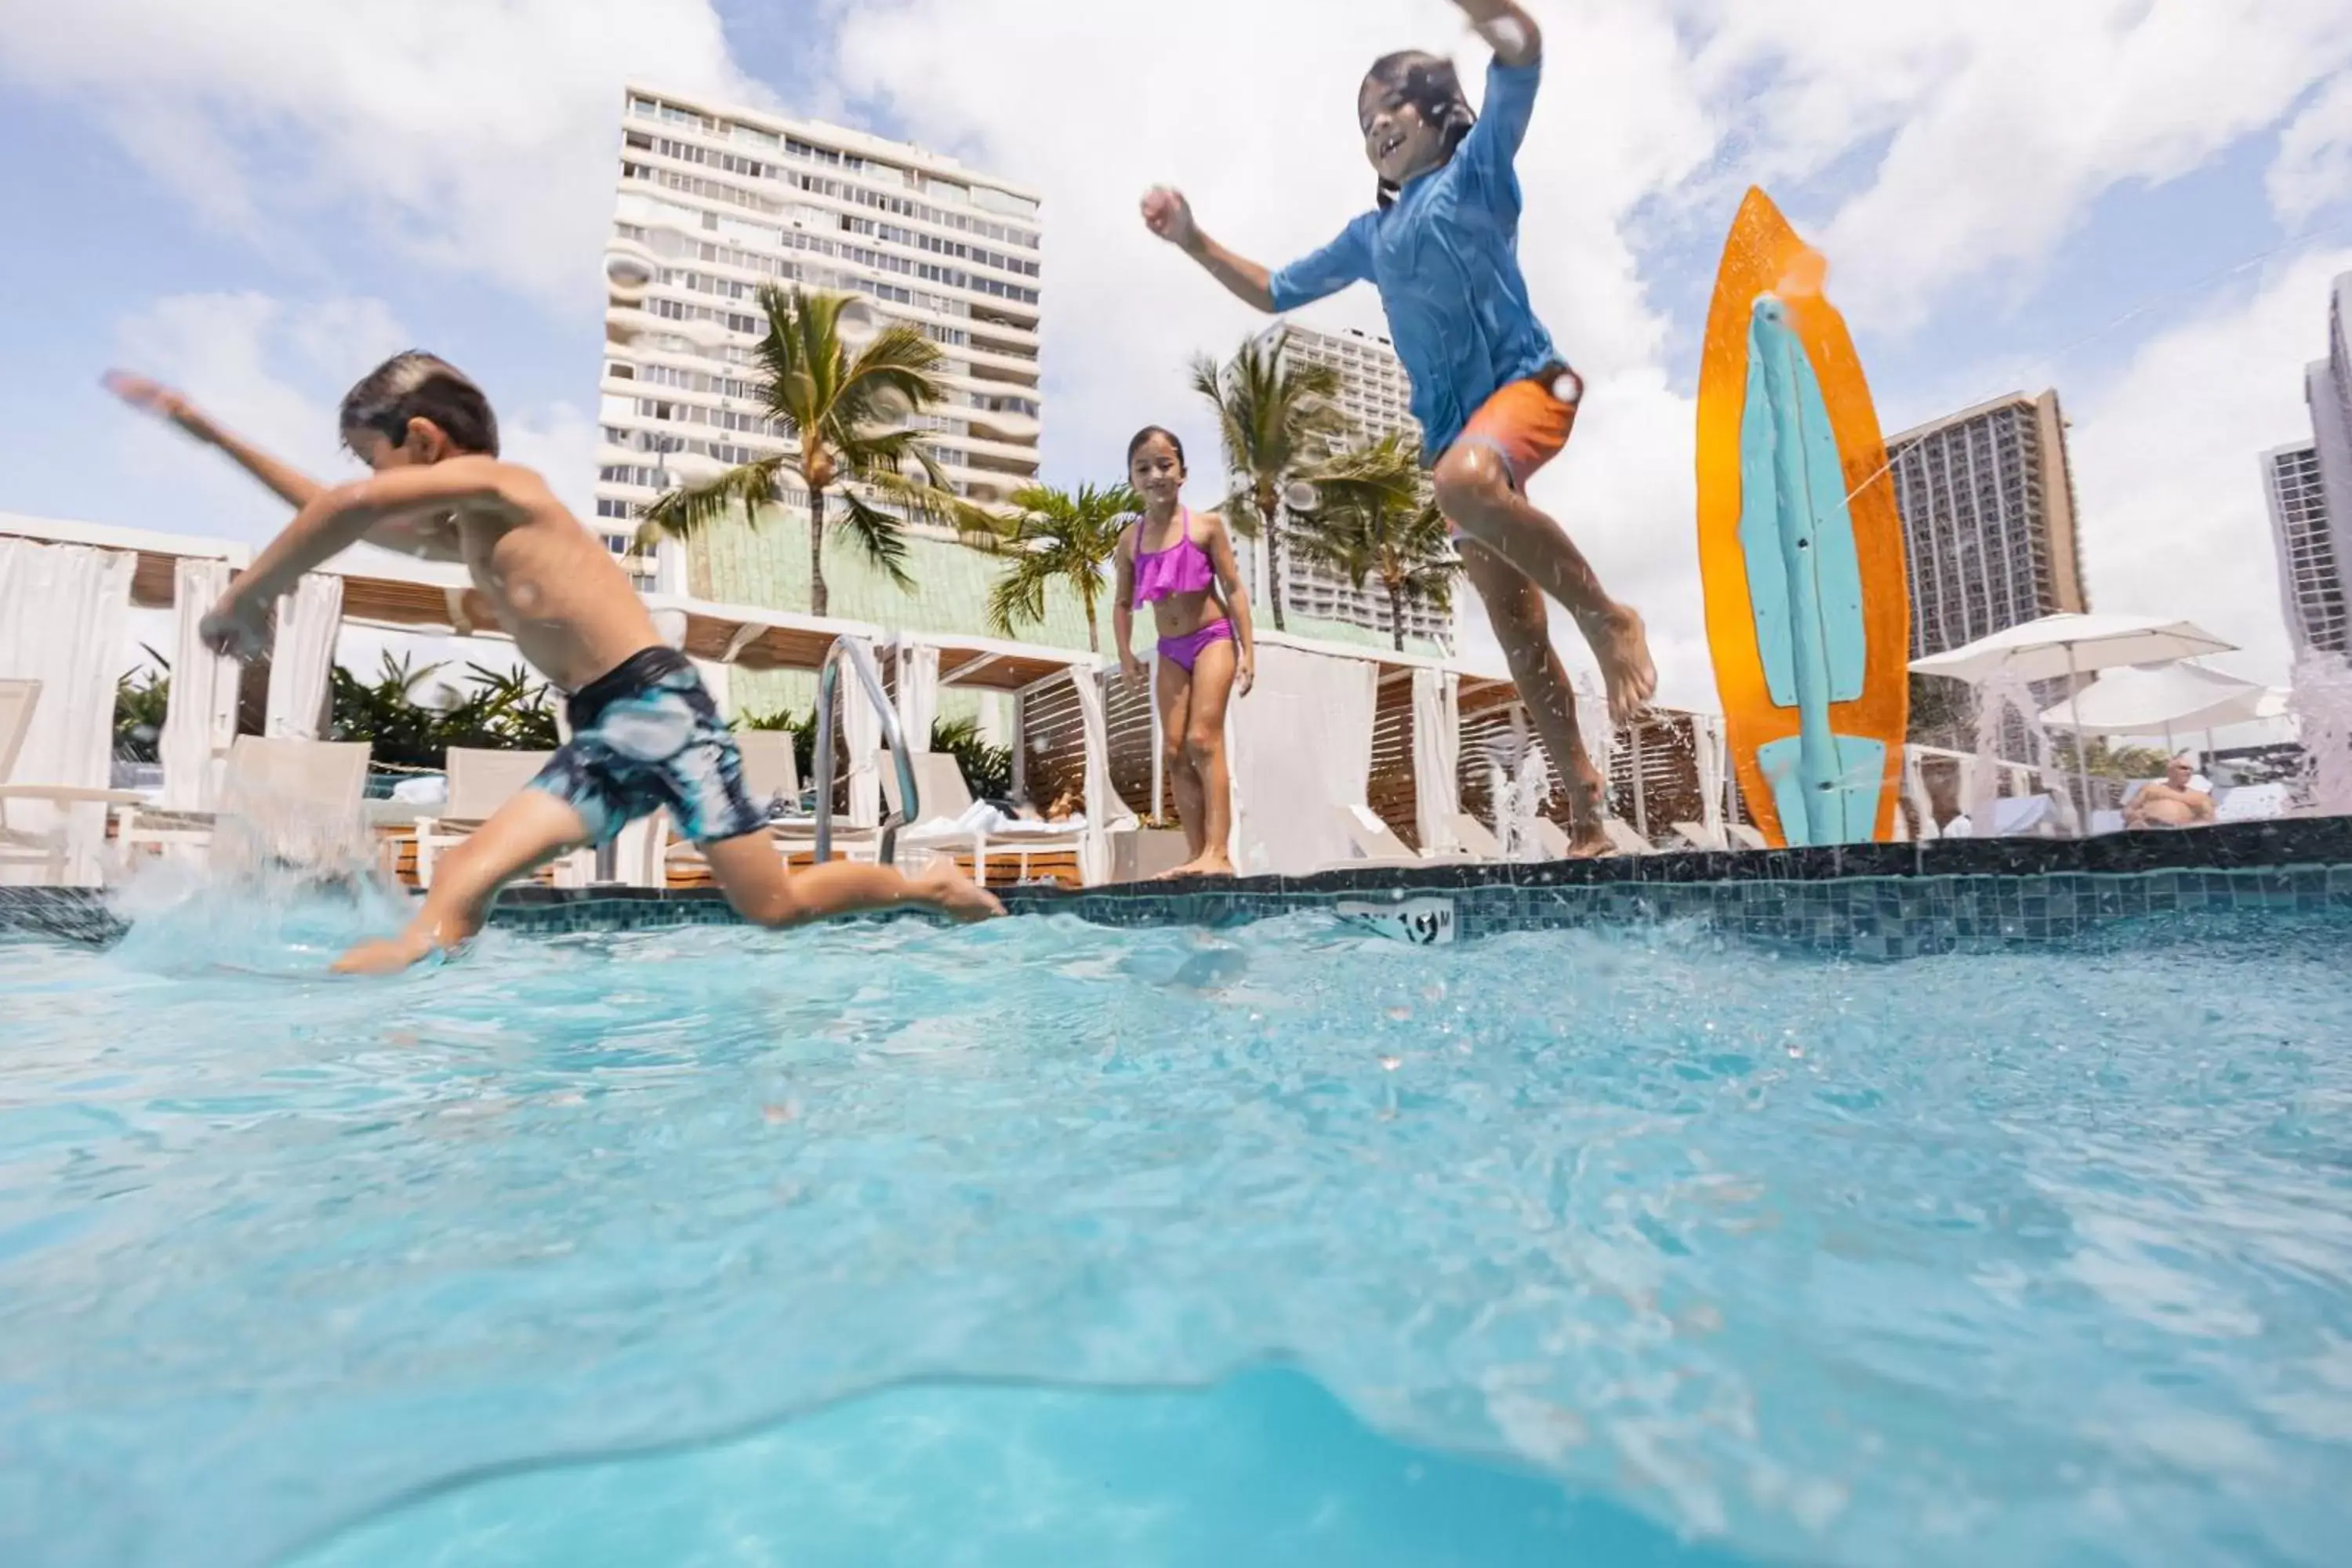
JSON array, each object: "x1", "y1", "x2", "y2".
[{"x1": 1157, "y1": 619, "x2": 1233, "y2": 674}]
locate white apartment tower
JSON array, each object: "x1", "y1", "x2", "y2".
[
  {"x1": 1258, "y1": 320, "x2": 1454, "y2": 648},
  {"x1": 595, "y1": 87, "x2": 1044, "y2": 574},
  {"x1": 2264, "y1": 273, "x2": 2352, "y2": 656},
  {"x1": 2263, "y1": 440, "x2": 2347, "y2": 654}
]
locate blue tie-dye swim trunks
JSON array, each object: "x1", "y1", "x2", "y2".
[{"x1": 528, "y1": 647, "x2": 768, "y2": 847}]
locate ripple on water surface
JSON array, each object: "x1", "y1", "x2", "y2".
[{"x1": 2, "y1": 891, "x2": 2350, "y2": 1567}]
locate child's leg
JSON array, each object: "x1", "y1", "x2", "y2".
[
  {"x1": 701, "y1": 832, "x2": 1001, "y2": 924},
  {"x1": 1431, "y1": 393, "x2": 1655, "y2": 726},
  {"x1": 1154, "y1": 655, "x2": 1207, "y2": 859},
  {"x1": 1459, "y1": 541, "x2": 1611, "y2": 857},
  {"x1": 1169, "y1": 635, "x2": 1240, "y2": 877},
  {"x1": 334, "y1": 789, "x2": 591, "y2": 974}
]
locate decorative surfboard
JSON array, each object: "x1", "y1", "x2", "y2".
[{"x1": 1695, "y1": 188, "x2": 1909, "y2": 848}]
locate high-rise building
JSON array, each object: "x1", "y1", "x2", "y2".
[
  {"x1": 2263, "y1": 273, "x2": 2352, "y2": 657},
  {"x1": 1886, "y1": 390, "x2": 2089, "y2": 659},
  {"x1": 594, "y1": 87, "x2": 1044, "y2": 577},
  {"x1": 2263, "y1": 439, "x2": 2347, "y2": 653},
  {"x1": 1257, "y1": 319, "x2": 1454, "y2": 648}
]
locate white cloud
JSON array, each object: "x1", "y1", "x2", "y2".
[
  {"x1": 0, "y1": 0, "x2": 756, "y2": 309},
  {"x1": 2067, "y1": 245, "x2": 2352, "y2": 688},
  {"x1": 1688, "y1": 0, "x2": 2352, "y2": 330},
  {"x1": 2268, "y1": 73, "x2": 2352, "y2": 227}
]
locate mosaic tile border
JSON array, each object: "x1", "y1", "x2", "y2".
[{"x1": 9, "y1": 820, "x2": 2352, "y2": 958}]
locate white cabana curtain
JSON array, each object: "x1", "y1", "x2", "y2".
[
  {"x1": 1690, "y1": 713, "x2": 1726, "y2": 846},
  {"x1": 841, "y1": 634, "x2": 882, "y2": 829},
  {"x1": 1227, "y1": 641, "x2": 1378, "y2": 875},
  {"x1": 161, "y1": 557, "x2": 241, "y2": 811},
  {"x1": 0, "y1": 539, "x2": 134, "y2": 884},
  {"x1": 895, "y1": 641, "x2": 940, "y2": 754},
  {"x1": 1069, "y1": 665, "x2": 1131, "y2": 885},
  {"x1": 263, "y1": 572, "x2": 343, "y2": 739},
  {"x1": 1411, "y1": 666, "x2": 1461, "y2": 853}
]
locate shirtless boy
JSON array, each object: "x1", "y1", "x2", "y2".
[{"x1": 107, "y1": 352, "x2": 1000, "y2": 972}]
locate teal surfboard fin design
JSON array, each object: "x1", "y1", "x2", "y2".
[{"x1": 1738, "y1": 296, "x2": 1883, "y2": 844}]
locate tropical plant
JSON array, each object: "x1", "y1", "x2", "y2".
[
  {"x1": 328, "y1": 652, "x2": 560, "y2": 770},
  {"x1": 1190, "y1": 328, "x2": 1347, "y2": 632},
  {"x1": 931, "y1": 715, "x2": 1014, "y2": 801},
  {"x1": 113, "y1": 646, "x2": 171, "y2": 762},
  {"x1": 984, "y1": 481, "x2": 1141, "y2": 654},
  {"x1": 1290, "y1": 434, "x2": 1460, "y2": 651},
  {"x1": 638, "y1": 285, "x2": 989, "y2": 617}
]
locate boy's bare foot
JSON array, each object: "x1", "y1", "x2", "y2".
[
  {"x1": 918, "y1": 864, "x2": 1004, "y2": 922},
  {"x1": 331, "y1": 931, "x2": 440, "y2": 975},
  {"x1": 1157, "y1": 853, "x2": 1236, "y2": 880},
  {"x1": 1589, "y1": 604, "x2": 1657, "y2": 728}
]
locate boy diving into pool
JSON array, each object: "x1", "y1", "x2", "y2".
[{"x1": 105, "y1": 354, "x2": 1001, "y2": 973}]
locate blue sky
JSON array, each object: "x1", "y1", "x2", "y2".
[{"x1": 1, "y1": 0, "x2": 2347, "y2": 701}]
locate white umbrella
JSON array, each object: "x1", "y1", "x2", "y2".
[
  {"x1": 1907, "y1": 612, "x2": 2235, "y2": 684},
  {"x1": 2035, "y1": 662, "x2": 2267, "y2": 738},
  {"x1": 1909, "y1": 613, "x2": 2238, "y2": 823}
]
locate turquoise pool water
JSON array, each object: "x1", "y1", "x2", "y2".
[{"x1": 2, "y1": 891, "x2": 2349, "y2": 1566}]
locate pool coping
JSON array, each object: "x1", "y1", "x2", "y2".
[{"x1": 8, "y1": 818, "x2": 2352, "y2": 956}]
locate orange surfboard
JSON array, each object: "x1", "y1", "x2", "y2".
[{"x1": 1695, "y1": 189, "x2": 1909, "y2": 847}]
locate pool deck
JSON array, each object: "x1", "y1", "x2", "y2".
[{"x1": 9, "y1": 818, "x2": 2352, "y2": 957}]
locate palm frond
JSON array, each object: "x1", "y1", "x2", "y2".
[
  {"x1": 639, "y1": 456, "x2": 790, "y2": 542},
  {"x1": 829, "y1": 488, "x2": 916, "y2": 590}
]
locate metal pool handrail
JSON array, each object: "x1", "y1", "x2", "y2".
[{"x1": 813, "y1": 637, "x2": 919, "y2": 867}]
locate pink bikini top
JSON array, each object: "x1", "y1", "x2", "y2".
[{"x1": 1131, "y1": 507, "x2": 1218, "y2": 608}]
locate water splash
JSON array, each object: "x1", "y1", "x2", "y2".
[
  {"x1": 1483, "y1": 713, "x2": 1551, "y2": 861},
  {"x1": 2289, "y1": 648, "x2": 2352, "y2": 815}
]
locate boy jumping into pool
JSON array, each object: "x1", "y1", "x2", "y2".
[
  {"x1": 1141, "y1": 0, "x2": 1653, "y2": 856},
  {"x1": 105, "y1": 355, "x2": 1001, "y2": 973}
]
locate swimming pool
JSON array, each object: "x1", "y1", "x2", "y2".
[{"x1": 3, "y1": 877, "x2": 2350, "y2": 1566}]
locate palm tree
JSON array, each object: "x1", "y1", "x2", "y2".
[
  {"x1": 1291, "y1": 433, "x2": 1461, "y2": 652},
  {"x1": 640, "y1": 285, "x2": 983, "y2": 618},
  {"x1": 984, "y1": 481, "x2": 1141, "y2": 655},
  {"x1": 1190, "y1": 328, "x2": 1346, "y2": 633}
]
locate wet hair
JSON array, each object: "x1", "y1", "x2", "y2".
[
  {"x1": 1126, "y1": 425, "x2": 1185, "y2": 471},
  {"x1": 1363, "y1": 50, "x2": 1477, "y2": 209},
  {"x1": 339, "y1": 350, "x2": 500, "y2": 457}
]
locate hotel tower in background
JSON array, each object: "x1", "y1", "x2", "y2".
[
  {"x1": 2263, "y1": 273, "x2": 2352, "y2": 658},
  {"x1": 594, "y1": 86, "x2": 1044, "y2": 575},
  {"x1": 1884, "y1": 390, "x2": 2089, "y2": 660}
]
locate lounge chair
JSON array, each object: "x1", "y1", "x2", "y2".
[
  {"x1": 1, "y1": 679, "x2": 144, "y2": 883},
  {"x1": 1671, "y1": 820, "x2": 1727, "y2": 851},
  {"x1": 115, "y1": 736, "x2": 372, "y2": 868},
  {"x1": 1726, "y1": 823, "x2": 1768, "y2": 851},
  {"x1": 412, "y1": 748, "x2": 593, "y2": 888},
  {"x1": 886, "y1": 750, "x2": 1087, "y2": 884},
  {"x1": 2213, "y1": 782, "x2": 2290, "y2": 823},
  {"x1": 1443, "y1": 811, "x2": 1503, "y2": 859}
]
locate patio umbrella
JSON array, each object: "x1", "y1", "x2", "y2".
[
  {"x1": 1909, "y1": 613, "x2": 2238, "y2": 822},
  {"x1": 2035, "y1": 662, "x2": 2267, "y2": 745}
]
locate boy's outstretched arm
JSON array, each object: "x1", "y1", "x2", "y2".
[
  {"x1": 104, "y1": 371, "x2": 328, "y2": 510},
  {"x1": 204, "y1": 459, "x2": 516, "y2": 657},
  {"x1": 1450, "y1": 0, "x2": 1541, "y2": 64},
  {"x1": 105, "y1": 369, "x2": 463, "y2": 563}
]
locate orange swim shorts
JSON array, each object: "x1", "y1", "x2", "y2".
[{"x1": 1451, "y1": 366, "x2": 1579, "y2": 492}]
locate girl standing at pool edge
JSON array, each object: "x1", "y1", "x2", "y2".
[
  {"x1": 1141, "y1": 0, "x2": 1654, "y2": 857},
  {"x1": 1113, "y1": 426, "x2": 1256, "y2": 879}
]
